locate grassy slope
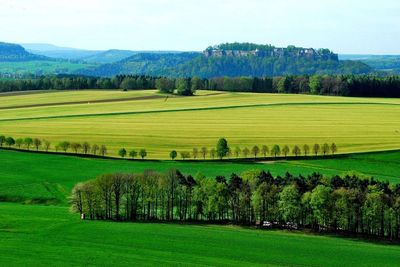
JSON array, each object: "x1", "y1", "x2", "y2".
[
  {"x1": 1, "y1": 149, "x2": 400, "y2": 205},
  {"x1": 0, "y1": 90, "x2": 399, "y2": 158},
  {"x1": 1, "y1": 203, "x2": 400, "y2": 267}
]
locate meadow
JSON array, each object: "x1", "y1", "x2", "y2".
[
  {"x1": 1, "y1": 149, "x2": 400, "y2": 205},
  {"x1": 1, "y1": 90, "x2": 400, "y2": 159},
  {"x1": 1, "y1": 202, "x2": 400, "y2": 267}
]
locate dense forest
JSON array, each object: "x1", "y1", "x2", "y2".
[
  {"x1": 1, "y1": 74, "x2": 400, "y2": 98},
  {"x1": 78, "y1": 51, "x2": 371, "y2": 78},
  {"x1": 71, "y1": 169, "x2": 400, "y2": 240}
]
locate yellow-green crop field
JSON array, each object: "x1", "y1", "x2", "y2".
[{"x1": 1, "y1": 90, "x2": 400, "y2": 159}]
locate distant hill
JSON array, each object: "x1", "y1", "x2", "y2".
[
  {"x1": 80, "y1": 49, "x2": 138, "y2": 64},
  {"x1": 1, "y1": 42, "x2": 374, "y2": 77},
  {"x1": 340, "y1": 54, "x2": 400, "y2": 74},
  {"x1": 0, "y1": 42, "x2": 47, "y2": 62},
  {"x1": 81, "y1": 52, "x2": 199, "y2": 76},
  {"x1": 79, "y1": 43, "x2": 372, "y2": 78}
]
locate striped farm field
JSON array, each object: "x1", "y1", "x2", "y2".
[{"x1": 1, "y1": 90, "x2": 400, "y2": 159}]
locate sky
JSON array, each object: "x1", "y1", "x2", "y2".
[{"x1": 0, "y1": 0, "x2": 399, "y2": 54}]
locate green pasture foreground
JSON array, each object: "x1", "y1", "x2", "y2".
[
  {"x1": 0, "y1": 203, "x2": 399, "y2": 267},
  {"x1": 1, "y1": 90, "x2": 400, "y2": 158},
  {"x1": 1, "y1": 149, "x2": 400, "y2": 205}
]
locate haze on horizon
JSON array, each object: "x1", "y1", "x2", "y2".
[{"x1": 0, "y1": 0, "x2": 399, "y2": 55}]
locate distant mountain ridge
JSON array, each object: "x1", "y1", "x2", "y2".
[
  {"x1": 78, "y1": 43, "x2": 371, "y2": 78},
  {"x1": 0, "y1": 42, "x2": 47, "y2": 62},
  {"x1": 0, "y1": 41, "x2": 377, "y2": 77}
]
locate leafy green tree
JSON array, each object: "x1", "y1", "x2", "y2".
[
  {"x1": 156, "y1": 77, "x2": 175, "y2": 93},
  {"x1": 242, "y1": 147, "x2": 250, "y2": 158},
  {"x1": 100, "y1": 145, "x2": 107, "y2": 156},
  {"x1": 279, "y1": 184, "x2": 301, "y2": 222},
  {"x1": 192, "y1": 148, "x2": 198, "y2": 159},
  {"x1": 309, "y1": 75, "x2": 322, "y2": 94},
  {"x1": 201, "y1": 147, "x2": 208, "y2": 159},
  {"x1": 139, "y1": 149, "x2": 147, "y2": 159},
  {"x1": 0, "y1": 135, "x2": 5, "y2": 147},
  {"x1": 216, "y1": 138, "x2": 229, "y2": 159},
  {"x1": 180, "y1": 151, "x2": 191, "y2": 160},
  {"x1": 33, "y1": 138, "x2": 42, "y2": 151},
  {"x1": 322, "y1": 143, "x2": 330, "y2": 156},
  {"x1": 282, "y1": 145, "x2": 290, "y2": 157},
  {"x1": 59, "y1": 143, "x2": 70, "y2": 154},
  {"x1": 5, "y1": 137, "x2": 15, "y2": 147},
  {"x1": 234, "y1": 147, "x2": 241, "y2": 158},
  {"x1": 209, "y1": 148, "x2": 216, "y2": 159},
  {"x1": 261, "y1": 145, "x2": 269, "y2": 158},
  {"x1": 292, "y1": 145, "x2": 301, "y2": 157},
  {"x1": 330, "y1": 143, "x2": 338, "y2": 155},
  {"x1": 169, "y1": 150, "x2": 177, "y2": 160},
  {"x1": 191, "y1": 76, "x2": 203, "y2": 91},
  {"x1": 129, "y1": 150, "x2": 138, "y2": 159},
  {"x1": 118, "y1": 148, "x2": 127, "y2": 158},
  {"x1": 24, "y1": 138, "x2": 33, "y2": 150},
  {"x1": 303, "y1": 144, "x2": 310, "y2": 156},
  {"x1": 252, "y1": 145, "x2": 260, "y2": 159},
  {"x1": 271, "y1": 145, "x2": 281, "y2": 158},
  {"x1": 92, "y1": 144, "x2": 99, "y2": 155},
  {"x1": 310, "y1": 185, "x2": 333, "y2": 229},
  {"x1": 82, "y1": 142, "x2": 91, "y2": 154},
  {"x1": 313, "y1": 144, "x2": 320, "y2": 156},
  {"x1": 176, "y1": 78, "x2": 194, "y2": 96},
  {"x1": 15, "y1": 138, "x2": 23, "y2": 149},
  {"x1": 43, "y1": 140, "x2": 51, "y2": 152},
  {"x1": 71, "y1": 142, "x2": 82, "y2": 153}
]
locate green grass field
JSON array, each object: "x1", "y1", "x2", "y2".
[
  {"x1": 1, "y1": 149, "x2": 400, "y2": 205},
  {"x1": 2, "y1": 90, "x2": 400, "y2": 266},
  {"x1": 1, "y1": 90, "x2": 400, "y2": 158},
  {"x1": 1, "y1": 202, "x2": 400, "y2": 267}
]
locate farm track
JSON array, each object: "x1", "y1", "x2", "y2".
[{"x1": 0, "y1": 101, "x2": 399, "y2": 122}]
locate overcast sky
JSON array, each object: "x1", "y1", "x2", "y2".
[{"x1": 0, "y1": 0, "x2": 399, "y2": 54}]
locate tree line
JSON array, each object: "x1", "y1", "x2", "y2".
[
  {"x1": 71, "y1": 169, "x2": 400, "y2": 240},
  {"x1": 0, "y1": 135, "x2": 113, "y2": 158},
  {"x1": 1, "y1": 74, "x2": 400, "y2": 98},
  {"x1": 166, "y1": 142, "x2": 338, "y2": 160}
]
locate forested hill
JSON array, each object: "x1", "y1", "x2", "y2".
[
  {"x1": 78, "y1": 43, "x2": 372, "y2": 78},
  {"x1": 0, "y1": 42, "x2": 47, "y2": 62}
]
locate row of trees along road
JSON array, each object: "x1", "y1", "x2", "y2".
[
  {"x1": 71, "y1": 169, "x2": 400, "y2": 240},
  {"x1": 1, "y1": 74, "x2": 400, "y2": 98},
  {"x1": 167, "y1": 141, "x2": 338, "y2": 160}
]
